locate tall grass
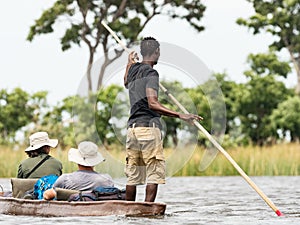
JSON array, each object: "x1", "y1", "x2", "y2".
[
  {"x1": 174, "y1": 143, "x2": 299, "y2": 176},
  {"x1": 0, "y1": 143, "x2": 299, "y2": 178}
]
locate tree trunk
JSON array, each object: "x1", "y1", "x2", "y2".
[
  {"x1": 86, "y1": 51, "x2": 94, "y2": 92},
  {"x1": 296, "y1": 59, "x2": 300, "y2": 95},
  {"x1": 286, "y1": 44, "x2": 300, "y2": 95},
  {"x1": 97, "y1": 58, "x2": 109, "y2": 90},
  {"x1": 96, "y1": 49, "x2": 124, "y2": 90},
  {"x1": 172, "y1": 130, "x2": 178, "y2": 146}
]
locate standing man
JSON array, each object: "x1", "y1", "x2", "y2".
[{"x1": 124, "y1": 37, "x2": 202, "y2": 202}]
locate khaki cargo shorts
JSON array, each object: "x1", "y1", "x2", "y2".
[{"x1": 125, "y1": 126, "x2": 165, "y2": 185}]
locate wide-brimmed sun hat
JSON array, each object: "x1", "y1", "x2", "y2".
[
  {"x1": 25, "y1": 132, "x2": 58, "y2": 152},
  {"x1": 68, "y1": 141, "x2": 105, "y2": 167}
]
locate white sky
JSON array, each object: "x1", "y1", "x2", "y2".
[{"x1": 0, "y1": 0, "x2": 296, "y2": 105}]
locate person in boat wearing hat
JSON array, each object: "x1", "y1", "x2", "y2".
[
  {"x1": 124, "y1": 37, "x2": 202, "y2": 202},
  {"x1": 43, "y1": 141, "x2": 114, "y2": 200},
  {"x1": 17, "y1": 131, "x2": 63, "y2": 179}
]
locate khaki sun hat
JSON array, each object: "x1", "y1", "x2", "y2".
[
  {"x1": 25, "y1": 132, "x2": 58, "y2": 152},
  {"x1": 68, "y1": 141, "x2": 105, "y2": 167}
]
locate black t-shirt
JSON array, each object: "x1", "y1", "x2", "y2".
[{"x1": 126, "y1": 63, "x2": 162, "y2": 128}]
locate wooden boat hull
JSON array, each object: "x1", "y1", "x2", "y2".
[{"x1": 0, "y1": 197, "x2": 166, "y2": 217}]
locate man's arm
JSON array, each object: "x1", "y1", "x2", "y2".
[
  {"x1": 146, "y1": 88, "x2": 203, "y2": 123},
  {"x1": 124, "y1": 51, "x2": 139, "y2": 88}
]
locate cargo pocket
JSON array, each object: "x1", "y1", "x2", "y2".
[
  {"x1": 126, "y1": 128, "x2": 137, "y2": 149},
  {"x1": 154, "y1": 142, "x2": 164, "y2": 160}
]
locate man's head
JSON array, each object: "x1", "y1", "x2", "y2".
[
  {"x1": 140, "y1": 37, "x2": 160, "y2": 65},
  {"x1": 68, "y1": 141, "x2": 105, "y2": 167},
  {"x1": 25, "y1": 131, "x2": 58, "y2": 152}
]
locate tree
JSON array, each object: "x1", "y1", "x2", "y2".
[
  {"x1": 38, "y1": 85, "x2": 128, "y2": 148},
  {"x1": 245, "y1": 51, "x2": 291, "y2": 78},
  {"x1": 214, "y1": 73, "x2": 246, "y2": 145},
  {"x1": 96, "y1": 84, "x2": 125, "y2": 146},
  {"x1": 185, "y1": 76, "x2": 228, "y2": 147},
  {"x1": 238, "y1": 75, "x2": 288, "y2": 145},
  {"x1": 27, "y1": 0, "x2": 206, "y2": 92},
  {"x1": 0, "y1": 88, "x2": 48, "y2": 143},
  {"x1": 31, "y1": 95, "x2": 77, "y2": 149},
  {"x1": 237, "y1": 52, "x2": 293, "y2": 145},
  {"x1": 215, "y1": 73, "x2": 239, "y2": 128},
  {"x1": 160, "y1": 81, "x2": 195, "y2": 147},
  {"x1": 237, "y1": 0, "x2": 300, "y2": 94},
  {"x1": 270, "y1": 95, "x2": 300, "y2": 142}
]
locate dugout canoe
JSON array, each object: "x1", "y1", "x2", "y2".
[{"x1": 0, "y1": 197, "x2": 166, "y2": 217}]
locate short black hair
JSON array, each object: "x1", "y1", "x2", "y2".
[
  {"x1": 140, "y1": 37, "x2": 160, "y2": 57},
  {"x1": 26, "y1": 146, "x2": 49, "y2": 158}
]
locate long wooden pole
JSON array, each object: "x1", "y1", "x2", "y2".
[{"x1": 101, "y1": 21, "x2": 283, "y2": 216}]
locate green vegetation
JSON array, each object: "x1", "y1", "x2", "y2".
[
  {"x1": 1, "y1": 143, "x2": 298, "y2": 178},
  {"x1": 174, "y1": 143, "x2": 299, "y2": 176},
  {"x1": 237, "y1": 0, "x2": 300, "y2": 94},
  {"x1": 27, "y1": 0, "x2": 206, "y2": 90},
  {"x1": 1, "y1": 75, "x2": 298, "y2": 148},
  {"x1": 1, "y1": 1, "x2": 300, "y2": 179}
]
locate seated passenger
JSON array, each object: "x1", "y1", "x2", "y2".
[
  {"x1": 44, "y1": 141, "x2": 113, "y2": 200},
  {"x1": 17, "y1": 131, "x2": 62, "y2": 178}
]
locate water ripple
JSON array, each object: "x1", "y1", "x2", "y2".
[{"x1": 1, "y1": 177, "x2": 299, "y2": 224}]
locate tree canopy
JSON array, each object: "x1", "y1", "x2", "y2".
[
  {"x1": 237, "y1": 0, "x2": 300, "y2": 94},
  {"x1": 3, "y1": 1, "x2": 299, "y2": 148},
  {"x1": 270, "y1": 96, "x2": 300, "y2": 142},
  {"x1": 27, "y1": 0, "x2": 206, "y2": 92},
  {"x1": 0, "y1": 88, "x2": 48, "y2": 144}
]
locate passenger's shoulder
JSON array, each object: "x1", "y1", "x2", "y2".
[
  {"x1": 101, "y1": 173, "x2": 113, "y2": 180},
  {"x1": 48, "y1": 156, "x2": 62, "y2": 163},
  {"x1": 56, "y1": 173, "x2": 70, "y2": 180}
]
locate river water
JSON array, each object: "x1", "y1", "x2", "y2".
[{"x1": 0, "y1": 176, "x2": 299, "y2": 225}]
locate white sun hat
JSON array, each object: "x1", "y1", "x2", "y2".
[
  {"x1": 25, "y1": 132, "x2": 58, "y2": 152},
  {"x1": 68, "y1": 141, "x2": 105, "y2": 167}
]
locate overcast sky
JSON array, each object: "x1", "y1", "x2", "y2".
[{"x1": 0, "y1": 0, "x2": 296, "y2": 104}]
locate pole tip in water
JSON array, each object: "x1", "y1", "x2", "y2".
[{"x1": 276, "y1": 210, "x2": 284, "y2": 216}]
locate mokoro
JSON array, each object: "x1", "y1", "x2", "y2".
[{"x1": 0, "y1": 197, "x2": 166, "y2": 217}]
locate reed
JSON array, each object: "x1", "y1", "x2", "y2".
[
  {"x1": 0, "y1": 143, "x2": 299, "y2": 178},
  {"x1": 174, "y1": 143, "x2": 300, "y2": 176}
]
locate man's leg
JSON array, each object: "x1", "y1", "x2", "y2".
[
  {"x1": 126, "y1": 185, "x2": 137, "y2": 201},
  {"x1": 145, "y1": 183, "x2": 158, "y2": 202}
]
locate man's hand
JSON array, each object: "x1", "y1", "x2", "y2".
[
  {"x1": 179, "y1": 113, "x2": 203, "y2": 124},
  {"x1": 124, "y1": 51, "x2": 139, "y2": 87},
  {"x1": 43, "y1": 188, "x2": 56, "y2": 200},
  {"x1": 128, "y1": 51, "x2": 139, "y2": 64}
]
